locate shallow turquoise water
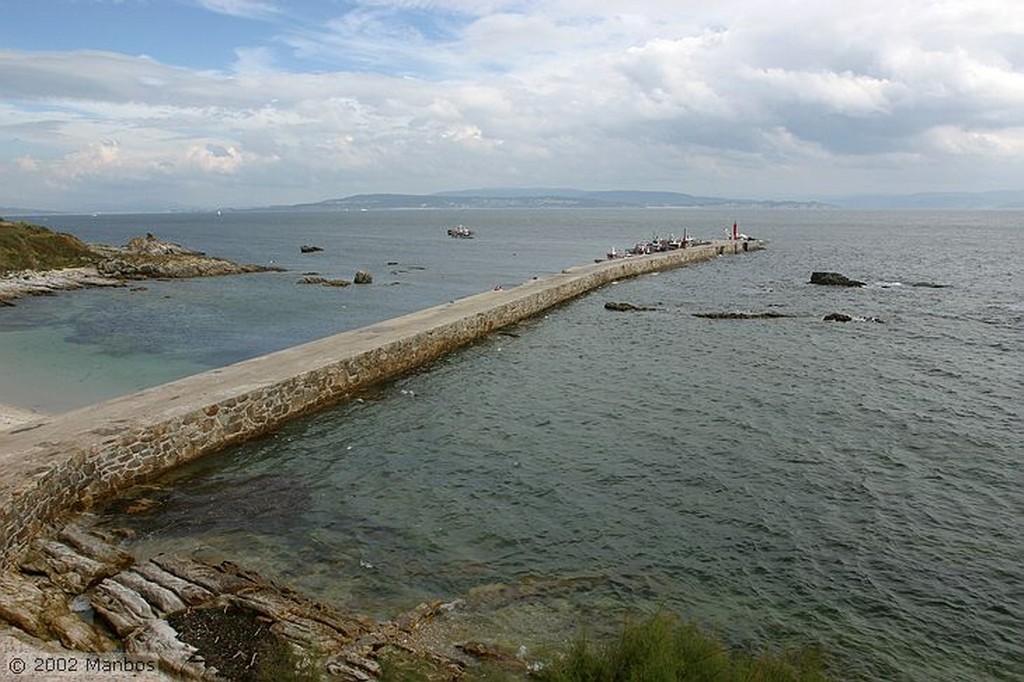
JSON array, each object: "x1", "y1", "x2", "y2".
[{"x1": 4, "y1": 209, "x2": 1022, "y2": 680}]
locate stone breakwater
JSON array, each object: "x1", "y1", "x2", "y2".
[{"x1": 0, "y1": 239, "x2": 762, "y2": 567}]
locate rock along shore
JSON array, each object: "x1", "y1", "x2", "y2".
[
  {"x1": 0, "y1": 267, "x2": 124, "y2": 304},
  {"x1": 0, "y1": 231, "x2": 280, "y2": 305}
]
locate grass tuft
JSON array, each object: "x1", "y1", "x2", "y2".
[{"x1": 536, "y1": 613, "x2": 833, "y2": 682}]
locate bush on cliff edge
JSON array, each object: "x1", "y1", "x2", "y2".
[{"x1": 0, "y1": 220, "x2": 97, "y2": 274}]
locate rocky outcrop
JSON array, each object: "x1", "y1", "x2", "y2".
[
  {"x1": 300, "y1": 245, "x2": 323, "y2": 253},
  {"x1": 809, "y1": 271, "x2": 865, "y2": 287},
  {"x1": 354, "y1": 270, "x2": 373, "y2": 284},
  {"x1": 95, "y1": 257, "x2": 272, "y2": 279},
  {"x1": 93, "y1": 234, "x2": 280, "y2": 280},
  {"x1": 1, "y1": 230, "x2": 281, "y2": 303},
  {"x1": 122, "y1": 233, "x2": 204, "y2": 257}
]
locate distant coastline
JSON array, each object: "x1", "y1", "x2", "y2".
[
  {"x1": 9, "y1": 186, "x2": 1024, "y2": 215},
  {"x1": 238, "y1": 190, "x2": 833, "y2": 212}
]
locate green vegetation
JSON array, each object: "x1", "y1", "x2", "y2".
[
  {"x1": 534, "y1": 614, "x2": 833, "y2": 682},
  {"x1": 376, "y1": 614, "x2": 834, "y2": 682},
  {"x1": 0, "y1": 220, "x2": 97, "y2": 274}
]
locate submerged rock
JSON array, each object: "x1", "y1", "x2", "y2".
[
  {"x1": 604, "y1": 301, "x2": 656, "y2": 311},
  {"x1": 693, "y1": 311, "x2": 791, "y2": 319},
  {"x1": 823, "y1": 312, "x2": 884, "y2": 323},
  {"x1": 809, "y1": 271, "x2": 865, "y2": 287},
  {"x1": 297, "y1": 275, "x2": 351, "y2": 287}
]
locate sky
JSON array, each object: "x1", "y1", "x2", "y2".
[{"x1": 2, "y1": 0, "x2": 1023, "y2": 211}]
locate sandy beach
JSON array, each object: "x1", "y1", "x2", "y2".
[{"x1": 0, "y1": 402, "x2": 45, "y2": 430}]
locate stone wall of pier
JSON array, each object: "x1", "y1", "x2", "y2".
[{"x1": 0, "y1": 240, "x2": 762, "y2": 567}]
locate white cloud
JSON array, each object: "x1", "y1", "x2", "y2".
[
  {"x1": 184, "y1": 141, "x2": 276, "y2": 173},
  {"x1": 2, "y1": 1, "x2": 1024, "y2": 209},
  {"x1": 923, "y1": 125, "x2": 1024, "y2": 156},
  {"x1": 745, "y1": 68, "x2": 897, "y2": 116},
  {"x1": 195, "y1": 0, "x2": 280, "y2": 20}
]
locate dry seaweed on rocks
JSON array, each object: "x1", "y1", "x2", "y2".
[{"x1": 168, "y1": 601, "x2": 316, "y2": 681}]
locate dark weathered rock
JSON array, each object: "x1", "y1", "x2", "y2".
[
  {"x1": 809, "y1": 271, "x2": 865, "y2": 287},
  {"x1": 97, "y1": 255, "x2": 276, "y2": 279},
  {"x1": 123, "y1": 233, "x2": 201, "y2": 257},
  {"x1": 89, "y1": 233, "x2": 283, "y2": 280},
  {"x1": 19, "y1": 538, "x2": 117, "y2": 594},
  {"x1": 604, "y1": 301, "x2": 655, "y2": 311},
  {"x1": 823, "y1": 312, "x2": 853, "y2": 322},
  {"x1": 354, "y1": 270, "x2": 372, "y2": 284},
  {"x1": 300, "y1": 245, "x2": 324, "y2": 253},
  {"x1": 57, "y1": 523, "x2": 133, "y2": 569},
  {"x1": 0, "y1": 574, "x2": 47, "y2": 637}
]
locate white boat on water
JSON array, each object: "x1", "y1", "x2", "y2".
[{"x1": 447, "y1": 225, "x2": 474, "y2": 238}]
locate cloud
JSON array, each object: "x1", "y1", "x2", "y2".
[
  {"x1": 924, "y1": 125, "x2": 1024, "y2": 156},
  {"x1": 2, "y1": 1, "x2": 1024, "y2": 210},
  {"x1": 184, "y1": 140, "x2": 278, "y2": 171},
  {"x1": 195, "y1": 0, "x2": 280, "y2": 20}
]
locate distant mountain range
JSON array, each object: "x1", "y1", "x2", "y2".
[
  {"x1": 243, "y1": 187, "x2": 1024, "y2": 211},
  {"x1": 1, "y1": 206, "x2": 62, "y2": 217},
  {"x1": 7, "y1": 188, "x2": 1024, "y2": 215},
  {"x1": 246, "y1": 189, "x2": 831, "y2": 212}
]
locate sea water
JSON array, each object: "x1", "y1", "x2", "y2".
[{"x1": 3, "y1": 209, "x2": 1022, "y2": 681}]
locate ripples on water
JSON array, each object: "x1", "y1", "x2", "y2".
[{"x1": 9, "y1": 210, "x2": 1022, "y2": 680}]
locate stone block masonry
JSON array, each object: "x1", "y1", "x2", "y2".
[{"x1": 0, "y1": 239, "x2": 763, "y2": 567}]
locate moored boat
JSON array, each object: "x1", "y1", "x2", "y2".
[{"x1": 446, "y1": 225, "x2": 474, "y2": 238}]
